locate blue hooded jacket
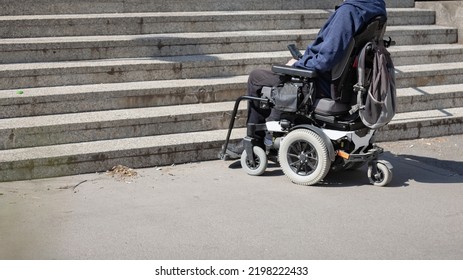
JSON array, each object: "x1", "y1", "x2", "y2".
[{"x1": 294, "y1": 0, "x2": 387, "y2": 97}]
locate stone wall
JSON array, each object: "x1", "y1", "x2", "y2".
[{"x1": 416, "y1": 1, "x2": 463, "y2": 43}]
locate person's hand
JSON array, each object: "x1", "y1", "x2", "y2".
[{"x1": 286, "y1": 58, "x2": 297, "y2": 66}]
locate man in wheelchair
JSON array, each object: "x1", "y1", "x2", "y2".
[{"x1": 222, "y1": 0, "x2": 394, "y2": 186}]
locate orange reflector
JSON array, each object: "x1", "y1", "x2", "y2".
[{"x1": 337, "y1": 150, "x2": 350, "y2": 159}]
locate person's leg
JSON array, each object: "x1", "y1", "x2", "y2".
[
  {"x1": 246, "y1": 69, "x2": 283, "y2": 125},
  {"x1": 225, "y1": 68, "x2": 285, "y2": 158}
]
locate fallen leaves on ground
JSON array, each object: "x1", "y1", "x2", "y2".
[{"x1": 107, "y1": 165, "x2": 138, "y2": 181}]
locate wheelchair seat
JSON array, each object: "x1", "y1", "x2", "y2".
[{"x1": 312, "y1": 98, "x2": 350, "y2": 116}]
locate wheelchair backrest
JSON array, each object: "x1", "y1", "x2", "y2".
[{"x1": 330, "y1": 15, "x2": 387, "y2": 103}]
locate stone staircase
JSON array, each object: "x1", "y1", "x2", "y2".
[{"x1": 1, "y1": 0, "x2": 462, "y2": 181}]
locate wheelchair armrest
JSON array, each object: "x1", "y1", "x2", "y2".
[{"x1": 271, "y1": 65, "x2": 317, "y2": 78}]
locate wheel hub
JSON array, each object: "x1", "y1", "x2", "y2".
[{"x1": 299, "y1": 152, "x2": 308, "y2": 163}]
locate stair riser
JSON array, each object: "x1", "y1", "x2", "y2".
[
  {"x1": 0, "y1": 141, "x2": 224, "y2": 182},
  {"x1": 1, "y1": 0, "x2": 415, "y2": 16},
  {"x1": 396, "y1": 91, "x2": 463, "y2": 114},
  {"x1": 0, "y1": 83, "x2": 246, "y2": 118},
  {"x1": 1, "y1": 11, "x2": 435, "y2": 38},
  {"x1": 1, "y1": 29, "x2": 456, "y2": 64},
  {"x1": 396, "y1": 71, "x2": 463, "y2": 88},
  {"x1": 2, "y1": 49, "x2": 463, "y2": 90},
  {"x1": 0, "y1": 61, "x2": 268, "y2": 90},
  {"x1": 0, "y1": 110, "x2": 247, "y2": 150},
  {"x1": 377, "y1": 118, "x2": 463, "y2": 142},
  {"x1": 1, "y1": 38, "x2": 308, "y2": 64},
  {"x1": 0, "y1": 16, "x2": 327, "y2": 39},
  {"x1": 391, "y1": 52, "x2": 463, "y2": 66}
]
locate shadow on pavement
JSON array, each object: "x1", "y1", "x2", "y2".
[
  {"x1": 324, "y1": 152, "x2": 463, "y2": 187},
  {"x1": 228, "y1": 151, "x2": 463, "y2": 188}
]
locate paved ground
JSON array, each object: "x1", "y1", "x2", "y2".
[{"x1": 1, "y1": 135, "x2": 462, "y2": 260}]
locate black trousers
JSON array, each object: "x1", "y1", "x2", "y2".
[{"x1": 246, "y1": 69, "x2": 289, "y2": 141}]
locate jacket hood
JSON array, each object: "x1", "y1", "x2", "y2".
[
  {"x1": 342, "y1": 0, "x2": 386, "y2": 19},
  {"x1": 343, "y1": 0, "x2": 386, "y2": 12}
]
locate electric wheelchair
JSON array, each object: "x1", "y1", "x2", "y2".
[{"x1": 220, "y1": 16, "x2": 394, "y2": 186}]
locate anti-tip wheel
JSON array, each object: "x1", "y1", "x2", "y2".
[
  {"x1": 367, "y1": 161, "x2": 393, "y2": 186},
  {"x1": 240, "y1": 146, "x2": 268, "y2": 176}
]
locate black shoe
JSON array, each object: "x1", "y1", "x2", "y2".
[
  {"x1": 224, "y1": 140, "x2": 244, "y2": 159},
  {"x1": 266, "y1": 146, "x2": 279, "y2": 163}
]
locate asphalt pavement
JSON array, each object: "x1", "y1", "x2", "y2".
[{"x1": 1, "y1": 135, "x2": 462, "y2": 260}]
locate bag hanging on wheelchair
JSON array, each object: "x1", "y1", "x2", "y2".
[
  {"x1": 263, "y1": 81, "x2": 315, "y2": 113},
  {"x1": 267, "y1": 82, "x2": 302, "y2": 113},
  {"x1": 354, "y1": 40, "x2": 396, "y2": 129}
]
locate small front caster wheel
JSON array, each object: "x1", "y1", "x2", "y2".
[
  {"x1": 368, "y1": 161, "x2": 393, "y2": 186},
  {"x1": 241, "y1": 146, "x2": 268, "y2": 176}
]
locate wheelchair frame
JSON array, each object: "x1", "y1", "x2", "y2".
[{"x1": 219, "y1": 84, "x2": 393, "y2": 186}]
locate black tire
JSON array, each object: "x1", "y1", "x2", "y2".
[
  {"x1": 240, "y1": 146, "x2": 268, "y2": 176},
  {"x1": 367, "y1": 161, "x2": 393, "y2": 186},
  {"x1": 279, "y1": 129, "x2": 331, "y2": 185}
]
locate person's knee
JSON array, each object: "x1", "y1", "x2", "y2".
[{"x1": 248, "y1": 69, "x2": 266, "y2": 83}]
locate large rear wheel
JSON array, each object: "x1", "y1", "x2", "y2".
[{"x1": 279, "y1": 129, "x2": 331, "y2": 185}]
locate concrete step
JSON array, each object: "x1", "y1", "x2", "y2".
[
  {"x1": 1, "y1": 44, "x2": 463, "y2": 90},
  {"x1": 1, "y1": 105, "x2": 462, "y2": 182},
  {"x1": 395, "y1": 62, "x2": 463, "y2": 88},
  {"x1": 2, "y1": 62, "x2": 463, "y2": 118},
  {"x1": 395, "y1": 84, "x2": 463, "y2": 113},
  {"x1": 2, "y1": 83, "x2": 463, "y2": 150},
  {"x1": 0, "y1": 8, "x2": 435, "y2": 38},
  {"x1": 378, "y1": 107, "x2": 463, "y2": 142},
  {"x1": 390, "y1": 44, "x2": 463, "y2": 66},
  {"x1": 0, "y1": 25, "x2": 457, "y2": 63},
  {"x1": 0, "y1": 127, "x2": 248, "y2": 182},
  {"x1": 0, "y1": 77, "x2": 248, "y2": 118},
  {"x1": 1, "y1": 0, "x2": 415, "y2": 15},
  {"x1": 0, "y1": 53, "x2": 281, "y2": 90},
  {"x1": 0, "y1": 101, "x2": 248, "y2": 150}
]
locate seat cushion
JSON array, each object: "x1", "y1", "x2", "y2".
[{"x1": 313, "y1": 98, "x2": 351, "y2": 116}]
